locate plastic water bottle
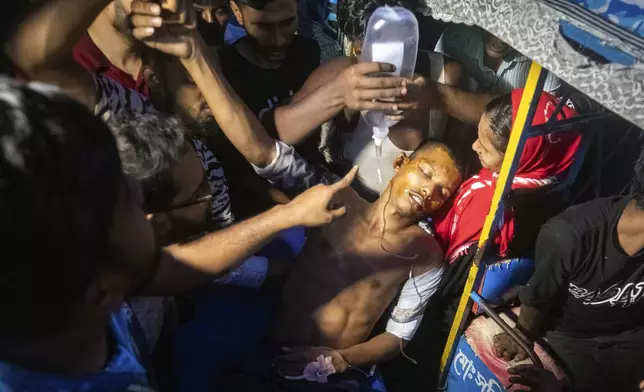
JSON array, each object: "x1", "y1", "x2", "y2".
[{"x1": 359, "y1": 6, "x2": 419, "y2": 154}]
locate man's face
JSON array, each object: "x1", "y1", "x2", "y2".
[
  {"x1": 162, "y1": 59, "x2": 217, "y2": 131},
  {"x1": 194, "y1": 0, "x2": 231, "y2": 26},
  {"x1": 472, "y1": 114, "x2": 505, "y2": 172},
  {"x1": 390, "y1": 147, "x2": 462, "y2": 219},
  {"x1": 484, "y1": 33, "x2": 514, "y2": 60},
  {"x1": 147, "y1": 144, "x2": 213, "y2": 245},
  {"x1": 231, "y1": 0, "x2": 298, "y2": 65},
  {"x1": 107, "y1": 178, "x2": 158, "y2": 299}
]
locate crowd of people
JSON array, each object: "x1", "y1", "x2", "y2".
[{"x1": 0, "y1": 0, "x2": 642, "y2": 391}]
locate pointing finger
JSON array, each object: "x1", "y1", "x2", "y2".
[{"x1": 331, "y1": 166, "x2": 358, "y2": 191}]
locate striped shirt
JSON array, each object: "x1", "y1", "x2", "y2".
[
  {"x1": 92, "y1": 74, "x2": 235, "y2": 229},
  {"x1": 435, "y1": 25, "x2": 561, "y2": 94}
]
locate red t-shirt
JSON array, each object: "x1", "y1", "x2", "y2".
[{"x1": 73, "y1": 34, "x2": 150, "y2": 98}]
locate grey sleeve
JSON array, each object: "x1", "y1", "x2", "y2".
[{"x1": 252, "y1": 140, "x2": 339, "y2": 195}]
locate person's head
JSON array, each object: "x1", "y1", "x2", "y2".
[
  {"x1": 151, "y1": 55, "x2": 217, "y2": 135},
  {"x1": 230, "y1": 0, "x2": 298, "y2": 65},
  {"x1": 473, "y1": 90, "x2": 581, "y2": 178},
  {"x1": 633, "y1": 148, "x2": 644, "y2": 210},
  {"x1": 389, "y1": 139, "x2": 464, "y2": 219},
  {"x1": 195, "y1": 0, "x2": 231, "y2": 26},
  {"x1": 483, "y1": 31, "x2": 514, "y2": 60},
  {"x1": 0, "y1": 78, "x2": 157, "y2": 344},
  {"x1": 472, "y1": 94, "x2": 512, "y2": 172},
  {"x1": 338, "y1": 0, "x2": 409, "y2": 56},
  {"x1": 109, "y1": 112, "x2": 213, "y2": 246}
]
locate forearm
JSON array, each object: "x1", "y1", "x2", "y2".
[
  {"x1": 338, "y1": 332, "x2": 405, "y2": 369},
  {"x1": 273, "y1": 81, "x2": 347, "y2": 145},
  {"x1": 516, "y1": 304, "x2": 548, "y2": 341},
  {"x1": 7, "y1": 0, "x2": 110, "y2": 75},
  {"x1": 144, "y1": 203, "x2": 295, "y2": 295},
  {"x1": 433, "y1": 83, "x2": 496, "y2": 125},
  {"x1": 181, "y1": 37, "x2": 276, "y2": 167}
]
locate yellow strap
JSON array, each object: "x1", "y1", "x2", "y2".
[{"x1": 439, "y1": 62, "x2": 544, "y2": 374}]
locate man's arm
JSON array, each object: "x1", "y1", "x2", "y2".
[
  {"x1": 428, "y1": 81, "x2": 496, "y2": 125},
  {"x1": 494, "y1": 222, "x2": 575, "y2": 361},
  {"x1": 271, "y1": 57, "x2": 412, "y2": 145},
  {"x1": 142, "y1": 166, "x2": 358, "y2": 295},
  {"x1": 5, "y1": 0, "x2": 110, "y2": 108},
  {"x1": 338, "y1": 332, "x2": 406, "y2": 369}
]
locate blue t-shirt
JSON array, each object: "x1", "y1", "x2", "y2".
[{"x1": 0, "y1": 307, "x2": 152, "y2": 392}]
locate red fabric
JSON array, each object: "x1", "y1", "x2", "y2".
[
  {"x1": 434, "y1": 89, "x2": 582, "y2": 263},
  {"x1": 73, "y1": 34, "x2": 150, "y2": 98}
]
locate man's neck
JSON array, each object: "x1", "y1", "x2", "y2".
[
  {"x1": 1, "y1": 316, "x2": 112, "y2": 376},
  {"x1": 617, "y1": 199, "x2": 644, "y2": 257},
  {"x1": 366, "y1": 187, "x2": 417, "y2": 235},
  {"x1": 235, "y1": 39, "x2": 283, "y2": 70},
  {"x1": 87, "y1": 15, "x2": 142, "y2": 80}
]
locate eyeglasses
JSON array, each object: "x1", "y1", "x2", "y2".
[{"x1": 167, "y1": 193, "x2": 213, "y2": 211}]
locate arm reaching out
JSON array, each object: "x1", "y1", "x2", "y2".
[
  {"x1": 5, "y1": 0, "x2": 111, "y2": 108},
  {"x1": 272, "y1": 58, "x2": 413, "y2": 145},
  {"x1": 130, "y1": 0, "x2": 276, "y2": 167},
  {"x1": 274, "y1": 332, "x2": 404, "y2": 376},
  {"x1": 406, "y1": 76, "x2": 496, "y2": 125},
  {"x1": 143, "y1": 166, "x2": 359, "y2": 295}
]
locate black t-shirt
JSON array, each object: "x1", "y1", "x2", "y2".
[
  {"x1": 520, "y1": 196, "x2": 644, "y2": 338},
  {"x1": 212, "y1": 36, "x2": 321, "y2": 217}
]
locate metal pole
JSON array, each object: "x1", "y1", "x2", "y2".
[{"x1": 437, "y1": 62, "x2": 547, "y2": 388}]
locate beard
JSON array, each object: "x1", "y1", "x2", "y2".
[{"x1": 113, "y1": 0, "x2": 132, "y2": 36}]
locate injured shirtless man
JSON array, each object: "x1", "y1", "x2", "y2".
[
  {"x1": 212, "y1": 99, "x2": 464, "y2": 389},
  {"x1": 127, "y1": 5, "x2": 463, "y2": 389}
]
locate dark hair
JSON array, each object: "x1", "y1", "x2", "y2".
[
  {"x1": 633, "y1": 148, "x2": 644, "y2": 210},
  {"x1": 483, "y1": 94, "x2": 513, "y2": 152},
  {"x1": 108, "y1": 111, "x2": 189, "y2": 212},
  {"x1": 0, "y1": 77, "x2": 124, "y2": 341},
  {"x1": 233, "y1": 0, "x2": 281, "y2": 11},
  {"x1": 410, "y1": 138, "x2": 466, "y2": 178},
  {"x1": 338, "y1": 0, "x2": 410, "y2": 42}
]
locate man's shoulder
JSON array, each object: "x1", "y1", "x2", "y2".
[
  {"x1": 544, "y1": 196, "x2": 626, "y2": 243},
  {"x1": 437, "y1": 24, "x2": 482, "y2": 52}
]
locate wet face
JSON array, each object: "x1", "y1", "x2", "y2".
[
  {"x1": 230, "y1": 0, "x2": 298, "y2": 65},
  {"x1": 390, "y1": 147, "x2": 462, "y2": 219},
  {"x1": 147, "y1": 144, "x2": 213, "y2": 245},
  {"x1": 472, "y1": 114, "x2": 505, "y2": 172},
  {"x1": 484, "y1": 33, "x2": 513, "y2": 60}
]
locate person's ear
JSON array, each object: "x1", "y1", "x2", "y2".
[
  {"x1": 393, "y1": 153, "x2": 410, "y2": 171},
  {"x1": 229, "y1": 0, "x2": 243, "y2": 25}
]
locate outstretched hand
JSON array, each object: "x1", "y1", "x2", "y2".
[
  {"x1": 508, "y1": 365, "x2": 563, "y2": 392},
  {"x1": 286, "y1": 166, "x2": 358, "y2": 228},
  {"x1": 130, "y1": 0, "x2": 199, "y2": 59},
  {"x1": 493, "y1": 331, "x2": 530, "y2": 362},
  {"x1": 274, "y1": 346, "x2": 349, "y2": 376}
]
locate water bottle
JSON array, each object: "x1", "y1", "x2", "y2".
[{"x1": 359, "y1": 6, "x2": 419, "y2": 151}]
